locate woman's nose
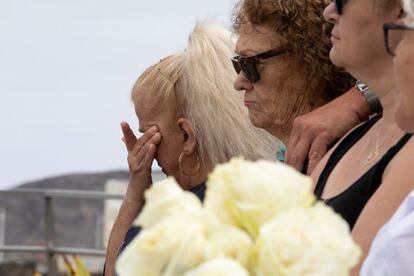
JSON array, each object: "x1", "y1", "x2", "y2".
[
  {"x1": 323, "y1": 2, "x2": 339, "y2": 24},
  {"x1": 233, "y1": 72, "x2": 254, "y2": 91}
]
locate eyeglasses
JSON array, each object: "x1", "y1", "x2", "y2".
[
  {"x1": 383, "y1": 22, "x2": 414, "y2": 56},
  {"x1": 332, "y1": 0, "x2": 348, "y2": 15},
  {"x1": 231, "y1": 49, "x2": 284, "y2": 83}
]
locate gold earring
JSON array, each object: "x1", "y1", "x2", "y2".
[{"x1": 178, "y1": 152, "x2": 200, "y2": 176}]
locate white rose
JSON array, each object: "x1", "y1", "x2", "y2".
[
  {"x1": 205, "y1": 158, "x2": 314, "y2": 237},
  {"x1": 255, "y1": 203, "x2": 361, "y2": 276},
  {"x1": 183, "y1": 258, "x2": 249, "y2": 276},
  {"x1": 205, "y1": 225, "x2": 253, "y2": 267},
  {"x1": 117, "y1": 214, "x2": 210, "y2": 276},
  {"x1": 134, "y1": 177, "x2": 204, "y2": 228}
]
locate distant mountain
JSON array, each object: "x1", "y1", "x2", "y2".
[
  {"x1": 0, "y1": 170, "x2": 130, "y2": 267},
  {"x1": 15, "y1": 170, "x2": 129, "y2": 191}
]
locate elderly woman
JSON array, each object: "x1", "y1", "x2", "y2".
[
  {"x1": 360, "y1": 1, "x2": 414, "y2": 274},
  {"x1": 104, "y1": 24, "x2": 279, "y2": 276},
  {"x1": 308, "y1": 0, "x2": 414, "y2": 273},
  {"x1": 232, "y1": 0, "x2": 356, "y2": 171}
]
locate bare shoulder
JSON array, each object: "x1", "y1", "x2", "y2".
[
  {"x1": 366, "y1": 136, "x2": 414, "y2": 219},
  {"x1": 383, "y1": 136, "x2": 414, "y2": 183},
  {"x1": 351, "y1": 137, "x2": 414, "y2": 268}
]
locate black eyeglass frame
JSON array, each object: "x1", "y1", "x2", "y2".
[
  {"x1": 332, "y1": 0, "x2": 348, "y2": 15},
  {"x1": 383, "y1": 22, "x2": 414, "y2": 56},
  {"x1": 231, "y1": 49, "x2": 284, "y2": 83}
]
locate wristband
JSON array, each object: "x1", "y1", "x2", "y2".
[{"x1": 355, "y1": 80, "x2": 383, "y2": 113}]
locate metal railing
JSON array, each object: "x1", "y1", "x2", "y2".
[{"x1": 0, "y1": 189, "x2": 124, "y2": 275}]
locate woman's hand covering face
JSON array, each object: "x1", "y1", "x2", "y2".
[{"x1": 120, "y1": 121, "x2": 162, "y2": 200}]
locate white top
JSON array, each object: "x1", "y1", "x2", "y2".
[{"x1": 360, "y1": 189, "x2": 414, "y2": 276}]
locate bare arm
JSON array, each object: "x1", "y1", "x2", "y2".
[
  {"x1": 286, "y1": 87, "x2": 372, "y2": 175},
  {"x1": 104, "y1": 122, "x2": 161, "y2": 276},
  {"x1": 105, "y1": 192, "x2": 144, "y2": 276},
  {"x1": 350, "y1": 139, "x2": 414, "y2": 275}
]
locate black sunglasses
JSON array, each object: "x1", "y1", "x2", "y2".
[
  {"x1": 231, "y1": 49, "x2": 284, "y2": 83},
  {"x1": 383, "y1": 22, "x2": 414, "y2": 56},
  {"x1": 332, "y1": 0, "x2": 348, "y2": 15}
]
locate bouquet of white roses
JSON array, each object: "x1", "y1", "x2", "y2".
[{"x1": 116, "y1": 158, "x2": 361, "y2": 276}]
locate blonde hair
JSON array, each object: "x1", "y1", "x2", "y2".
[{"x1": 132, "y1": 24, "x2": 281, "y2": 166}]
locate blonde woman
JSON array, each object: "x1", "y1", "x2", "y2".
[{"x1": 104, "y1": 24, "x2": 280, "y2": 276}]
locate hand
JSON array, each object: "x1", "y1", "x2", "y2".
[
  {"x1": 120, "y1": 121, "x2": 162, "y2": 201},
  {"x1": 104, "y1": 123, "x2": 161, "y2": 276},
  {"x1": 285, "y1": 88, "x2": 372, "y2": 175}
]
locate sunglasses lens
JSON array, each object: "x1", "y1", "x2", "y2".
[
  {"x1": 333, "y1": 0, "x2": 343, "y2": 14},
  {"x1": 231, "y1": 56, "x2": 260, "y2": 83},
  {"x1": 231, "y1": 58, "x2": 241, "y2": 74},
  {"x1": 243, "y1": 60, "x2": 260, "y2": 83}
]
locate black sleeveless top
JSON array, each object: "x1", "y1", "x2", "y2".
[{"x1": 314, "y1": 114, "x2": 412, "y2": 229}]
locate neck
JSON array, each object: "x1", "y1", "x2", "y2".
[
  {"x1": 362, "y1": 68, "x2": 397, "y2": 124},
  {"x1": 265, "y1": 91, "x2": 329, "y2": 146},
  {"x1": 380, "y1": 88, "x2": 398, "y2": 124},
  {"x1": 179, "y1": 163, "x2": 211, "y2": 191},
  {"x1": 266, "y1": 122, "x2": 292, "y2": 146}
]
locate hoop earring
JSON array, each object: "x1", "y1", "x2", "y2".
[{"x1": 178, "y1": 152, "x2": 200, "y2": 177}]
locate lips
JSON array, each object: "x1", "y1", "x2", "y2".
[
  {"x1": 331, "y1": 31, "x2": 340, "y2": 40},
  {"x1": 244, "y1": 101, "x2": 254, "y2": 107}
]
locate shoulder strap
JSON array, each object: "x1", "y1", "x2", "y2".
[
  {"x1": 369, "y1": 133, "x2": 413, "y2": 184},
  {"x1": 314, "y1": 114, "x2": 383, "y2": 198}
]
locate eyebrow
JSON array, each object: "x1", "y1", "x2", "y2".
[
  {"x1": 235, "y1": 48, "x2": 258, "y2": 56},
  {"x1": 236, "y1": 47, "x2": 278, "y2": 57}
]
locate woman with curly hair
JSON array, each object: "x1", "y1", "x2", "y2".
[{"x1": 232, "y1": 0, "x2": 356, "y2": 167}]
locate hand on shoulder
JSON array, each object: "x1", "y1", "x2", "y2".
[{"x1": 286, "y1": 87, "x2": 372, "y2": 175}]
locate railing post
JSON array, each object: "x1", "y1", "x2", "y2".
[
  {"x1": 0, "y1": 207, "x2": 5, "y2": 262},
  {"x1": 44, "y1": 195, "x2": 57, "y2": 276}
]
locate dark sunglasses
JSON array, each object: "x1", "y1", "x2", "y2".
[
  {"x1": 383, "y1": 22, "x2": 414, "y2": 56},
  {"x1": 332, "y1": 0, "x2": 348, "y2": 15},
  {"x1": 231, "y1": 49, "x2": 284, "y2": 83}
]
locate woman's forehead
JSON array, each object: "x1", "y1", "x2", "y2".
[{"x1": 236, "y1": 23, "x2": 281, "y2": 55}]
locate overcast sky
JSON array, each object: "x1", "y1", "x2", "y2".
[{"x1": 0, "y1": 0, "x2": 234, "y2": 189}]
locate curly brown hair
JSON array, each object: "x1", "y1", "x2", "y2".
[{"x1": 233, "y1": 0, "x2": 354, "y2": 98}]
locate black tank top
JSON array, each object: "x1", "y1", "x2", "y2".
[{"x1": 314, "y1": 113, "x2": 412, "y2": 229}]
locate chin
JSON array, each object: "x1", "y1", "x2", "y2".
[
  {"x1": 249, "y1": 113, "x2": 263, "y2": 128},
  {"x1": 249, "y1": 114, "x2": 270, "y2": 132},
  {"x1": 329, "y1": 47, "x2": 344, "y2": 68}
]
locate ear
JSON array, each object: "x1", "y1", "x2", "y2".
[{"x1": 177, "y1": 118, "x2": 197, "y2": 154}]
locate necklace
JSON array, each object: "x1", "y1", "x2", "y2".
[
  {"x1": 363, "y1": 123, "x2": 398, "y2": 166},
  {"x1": 364, "y1": 145, "x2": 381, "y2": 166}
]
